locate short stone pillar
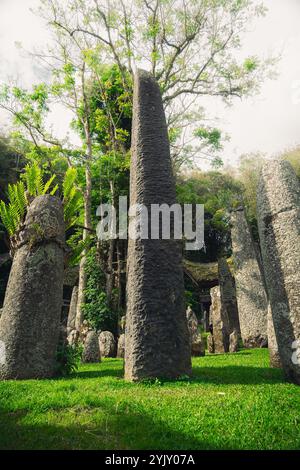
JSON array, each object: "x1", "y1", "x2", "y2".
[
  {"x1": 257, "y1": 159, "x2": 300, "y2": 383},
  {"x1": 117, "y1": 334, "x2": 125, "y2": 358},
  {"x1": 99, "y1": 331, "x2": 116, "y2": 358},
  {"x1": 230, "y1": 208, "x2": 268, "y2": 348},
  {"x1": 82, "y1": 330, "x2": 101, "y2": 363},
  {"x1": 0, "y1": 195, "x2": 65, "y2": 379},
  {"x1": 209, "y1": 286, "x2": 230, "y2": 353},
  {"x1": 186, "y1": 307, "x2": 205, "y2": 357},
  {"x1": 218, "y1": 258, "x2": 241, "y2": 337}
]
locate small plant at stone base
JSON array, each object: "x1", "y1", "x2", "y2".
[{"x1": 55, "y1": 342, "x2": 83, "y2": 377}]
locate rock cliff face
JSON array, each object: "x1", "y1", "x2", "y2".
[
  {"x1": 125, "y1": 70, "x2": 191, "y2": 381},
  {"x1": 0, "y1": 195, "x2": 65, "y2": 379},
  {"x1": 257, "y1": 159, "x2": 300, "y2": 384},
  {"x1": 231, "y1": 208, "x2": 268, "y2": 348}
]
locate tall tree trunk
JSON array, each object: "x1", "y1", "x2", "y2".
[{"x1": 75, "y1": 126, "x2": 92, "y2": 330}]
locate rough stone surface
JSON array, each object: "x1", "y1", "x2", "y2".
[
  {"x1": 230, "y1": 208, "x2": 268, "y2": 348},
  {"x1": 67, "y1": 329, "x2": 79, "y2": 346},
  {"x1": 257, "y1": 159, "x2": 300, "y2": 383},
  {"x1": 209, "y1": 286, "x2": 230, "y2": 353},
  {"x1": 207, "y1": 333, "x2": 214, "y2": 353},
  {"x1": 218, "y1": 258, "x2": 241, "y2": 336},
  {"x1": 0, "y1": 195, "x2": 65, "y2": 379},
  {"x1": 117, "y1": 333, "x2": 125, "y2": 358},
  {"x1": 186, "y1": 307, "x2": 205, "y2": 356},
  {"x1": 229, "y1": 329, "x2": 239, "y2": 353},
  {"x1": 267, "y1": 304, "x2": 281, "y2": 368},
  {"x1": 82, "y1": 330, "x2": 101, "y2": 363},
  {"x1": 125, "y1": 70, "x2": 191, "y2": 381},
  {"x1": 99, "y1": 331, "x2": 116, "y2": 358},
  {"x1": 67, "y1": 286, "x2": 78, "y2": 335}
]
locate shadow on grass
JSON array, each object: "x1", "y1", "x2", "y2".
[
  {"x1": 0, "y1": 401, "x2": 218, "y2": 451},
  {"x1": 71, "y1": 368, "x2": 123, "y2": 380},
  {"x1": 190, "y1": 365, "x2": 284, "y2": 386}
]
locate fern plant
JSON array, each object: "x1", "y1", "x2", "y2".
[{"x1": 0, "y1": 164, "x2": 83, "y2": 251}]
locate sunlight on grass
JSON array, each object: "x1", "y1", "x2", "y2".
[{"x1": 0, "y1": 349, "x2": 299, "y2": 450}]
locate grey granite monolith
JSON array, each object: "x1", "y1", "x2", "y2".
[
  {"x1": 186, "y1": 307, "x2": 205, "y2": 356},
  {"x1": 257, "y1": 159, "x2": 300, "y2": 383},
  {"x1": 99, "y1": 331, "x2": 116, "y2": 358},
  {"x1": 0, "y1": 195, "x2": 65, "y2": 379},
  {"x1": 230, "y1": 208, "x2": 268, "y2": 348},
  {"x1": 125, "y1": 70, "x2": 191, "y2": 381},
  {"x1": 209, "y1": 286, "x2": 230, "y2": 353},
  {"x1": 218, "y1": 258, "x2": 241, "y2": 337},
  {"x1": 82, "y1": 330, "x2": 101, "y2": 363}
]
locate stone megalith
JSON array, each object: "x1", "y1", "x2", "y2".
[
  {"x1": 82, "y1": 330, "x2": 101, "y2": 363},
  {"x1": 117, "y1": 334, "x2": 125, "y2": 358},
  {"x1": 230, "y1": 208, "x2": 268, "y2": 348},
  {"x1": 67, "y1": 286, "x2": 78, "y2": 335},
  {"x1": 218, "y1": 258, "x2": 241, "y2": 336},
  {"x1": 257, "y1": 159, "x2": 300, "y2": 383},
  {"x1": 99, "y1": 331, "x2": 116, "y2": 358},
  {"x1": 207, "y1": 334, "x2": 214, "y2": 353},
  {"x1": 125, "y1": 70, "x2": 191, "y2": 381},
  {"x1": 267, "y1": 304, "x2": 281, "y2": 368},
  {"x1": 209, "y1": 286, "x2": 230, "y2": 353},
  {"x1": 0, "y1": 195, "x2": 65, "y2": 379},
  {"x1": 186, "y1": 307, "x2": 205, "y2": 357},
  {"x1": 229, "y1": 330, "x2": 239, "y2": 353}
]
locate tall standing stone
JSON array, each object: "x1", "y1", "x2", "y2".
[
  {"x1": 218, "y1": 258, "x2": 241, "y2": 336},
  {"x1": 257, "y1": 159, "x2": 300, "y2": 383},
  {"x1": 67, "y1": 286, "x2": 78, "y2": 335},
  {"x1": 230, "y1": 208, "x2": 268, "y2": 348},
  {"x1": 0, "y1": 195, "x2": 65, "y2": 379},
  {"x1": 125, "y1": 70, "x2": 191, "y2": 381},
  {"x1": 209, "y1": 286, "x2": 230, "y2": 353}
]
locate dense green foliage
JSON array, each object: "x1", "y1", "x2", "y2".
[
  {"x1": 82, "y1": 248, "x2": 119, "y2": 334},
  {"x1": 0, "y1": 349, "x2": 299, "y2": 450}
]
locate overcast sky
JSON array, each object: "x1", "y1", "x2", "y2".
[{"x1": 0, "y1": 0, "x2": 299, "y2": 167}]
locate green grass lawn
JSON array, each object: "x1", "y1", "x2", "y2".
[{"x1": 0, "y1": 349, "x2": 299, "y2": 450}]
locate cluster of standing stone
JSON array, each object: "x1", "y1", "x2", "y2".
[{"x1": 0, "y1": 67, "x2": 299, "y2": 388}]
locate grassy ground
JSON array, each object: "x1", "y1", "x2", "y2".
[{"x1": 0, "y1": 349, "x2": 299, "y2": 450}]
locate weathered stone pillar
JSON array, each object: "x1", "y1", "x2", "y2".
[
  {"x1": 257, "y1": 159, "x2": 300, "y2": 383},
  {"x1": 82, "y1": 330, "x2": 101, "y2": 363},
  {"x1": 218, "y1": 258, "x2": 241, "y2": 337},
  {"x1": 186, "y1": 307, "x2": 205, "y2": 356},
  {"x1": 125, "y1": 70, "x2": 191, "y2": 381},
  {"x1": 117, "y1": 334, "x2": 125, "y2": 358},
  {"x1": 99, "y1": 331, "x2": 116, "y2": 358},
  {"x1": 230, "y1": 208, "x2": 268, "y2": 348},
  {"x1": 209, "y1": 286, "x2": 230, "y2": 353},
  {"x1": 267, "y1": 304, "x2": 281, "y2": 368},
  {"x1": 0, "y1": 195, "x2": 65, "y2": 379},
  {"x1": 67, "y1": 286, "x2": 78, "y2": 335}
]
